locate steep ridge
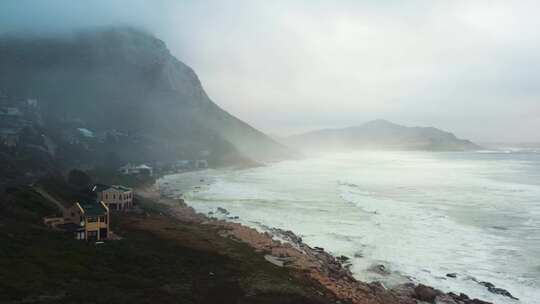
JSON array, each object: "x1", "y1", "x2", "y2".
[{"x1": 0, "y1": 28, "x2": 293, "y2": 168}]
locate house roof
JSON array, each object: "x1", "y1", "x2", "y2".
[
  {"x1": 77, "y1": 128, "x2": 94, "y2": 138},
  {"x1": 79, "y1": 201, "x2": 107, "y2": 217},
  {"x1": 111, "y1": 185, "x2": 132, "y2": 192},
  {"x1": 91, "y1": 184, "x2": 132, "y2": 193},
  {"x1": 135, "y1": 164, "x2": 152, "y2": 169}
]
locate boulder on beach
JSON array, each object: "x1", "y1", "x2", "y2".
[
  {"x1": 478, "y1": 281, "x2": 518, "y2": 300},
  {"x1": 368, "y1": 264, "x2": 391, "y2": 276},
  {"x1": 413, "y1": 284, "x2": 440, "y2": 303},
  {"x1": 216, "y1": 207, "x2": 230, "y2": 215}
]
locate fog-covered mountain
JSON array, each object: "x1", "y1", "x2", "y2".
[
  {"x1": 0, "y1": 28, "x2": 293, "y2": 168},
  {"x1": 284, "y1": 119, "x2": 481, "y2": 152}
]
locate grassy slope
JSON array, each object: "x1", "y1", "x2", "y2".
[{"x1": 0, "y1": 186, "x2": 338, "y2": 304}]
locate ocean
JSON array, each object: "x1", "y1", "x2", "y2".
[{"x1": 159, "y1": 151, "x2": 540, "y2": 303}]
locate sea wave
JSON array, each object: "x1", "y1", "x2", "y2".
[{"x1": 160, "y1": 151, "x2": 540, "y2": 304}]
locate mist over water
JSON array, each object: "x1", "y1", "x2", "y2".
[{"x1": 161, "y1": 151, "x2": 540, "y2": 304}]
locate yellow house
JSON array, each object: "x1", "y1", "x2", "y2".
[
  {"x1": 57, "y1": 201, "x2": 110, "y2": 241},
  {"x1": 76, "y1": 201, "x2": 110, "y2": 241}
]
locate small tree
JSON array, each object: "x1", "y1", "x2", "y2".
[{"x1": 67, "y1": 169, "x2": 92, "y2": 189}]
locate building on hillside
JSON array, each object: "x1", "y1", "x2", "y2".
[
  {"x1": 195, "y1": 159, "x2": 209, "y2": 169},
  {"x1": 0, "y1": 107, "x2": 22, "y2": 117},
  {"x1": 77, "y1": 201, "x2": 109, "y2": 241},
  {"x1": 26, "y1": 98, "x2": 38, "y2": 108},
  {"x1": 92, "y1": 184, "x2": 133, "y2": 211},
  {"x1": 77, "y1": 128, "x2": 94, "y2": 138},
  {"x1": 119, "y1": 163, "x2": 153, "y2": 176},
  {"x1": 48, "y1": 200, "x2": 110, "y2": 241},
  {"x1": 0, "y1": 128, "x2": 20, "y2": 147},
  {"x1": 173, "y1": 160, "x2": 192, "y2": 170}
]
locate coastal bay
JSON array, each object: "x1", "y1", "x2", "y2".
[{"x1": 159, "y1": 151, "x2": 540, "y2": 304}]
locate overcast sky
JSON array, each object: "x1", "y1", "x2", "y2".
[{"x1": 1, "y1": 1, "x2": 539, "y2": 142}]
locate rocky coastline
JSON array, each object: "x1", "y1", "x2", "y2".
[{"x1": 136, "y1": 184, "x2": 496, "y2": 304}]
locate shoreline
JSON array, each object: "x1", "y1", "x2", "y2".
[{"x1": 135, "y1": 181, "x2": 493, "y2": 304}]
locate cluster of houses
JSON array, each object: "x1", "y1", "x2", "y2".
[
  {"x1": 119, "y1": 163, "x2": 154, "y2": 177},
  {"x1": 118, "y1": 159, "x2": 209, "y2": 178},
  {"x1": 61, "y1": 127, "x2": 131, "y2": 148},
  {"x1": 44, "y1": 159, "x2": 210, "y2": 242},
  {"x1": 0, "y1": 91, "x2": 40, "y2": 148},
  {"x1": 43, "y1": 157, "x2": 212, "y2": 242},
  {"x1": 43, "y1": 184, "x2": 134, "y2": 241}
]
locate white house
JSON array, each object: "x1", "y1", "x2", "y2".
[{"x1": 119, "y1": 163, "x2": 153, "y2": 176}]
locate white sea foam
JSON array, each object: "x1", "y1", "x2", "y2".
[{"x1": 160, "y1": 151, "x2": 540, "y2": 304}]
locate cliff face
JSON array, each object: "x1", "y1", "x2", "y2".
[
  {"x1": 0, "y1": 28, "x2": 292, "y2": 167},
  {"x1": 284, "y1": 119, "x2": 481, "y2": 152}
]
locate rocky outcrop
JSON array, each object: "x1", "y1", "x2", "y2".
[
  {"x1": 414, "y1": 284, "x2": 439, "y2": 302},
  {"x1": 478, "y1": 281, "x2": 518, "y2": 300},
  {"x1": 284, "y1": 119, "x2": 481, "y2": 152}
]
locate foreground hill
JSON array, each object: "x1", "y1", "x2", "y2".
[
  {"x1": 284, "y1": 119, "x2": 481, "y2": 152},
  {"x1": 0, "y1": 28, "x2": 292, "y2": 170},
  {"x1": 0, "y1": 182, "x2": 336, "y2": 304}
]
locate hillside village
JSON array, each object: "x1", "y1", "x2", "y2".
[
  {"x1": 0, "y1": 90, "x2": 210, "y2": 191},
  {"x1": 1, "y1": 89, "x2": 212, "y2": 243}
]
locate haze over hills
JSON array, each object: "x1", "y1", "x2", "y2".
[
  {"x1": 283, "y1": 119, "x2": 481, "y2": 152},
  {"x1": 0, "y1": 28, "x2": 293, "y2": 171}
]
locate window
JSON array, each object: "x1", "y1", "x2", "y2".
[
  {"x1": 99, "y1": 216, "x2": 107, "y2": 223},
  {"x1": 87, "y1": 217, "x2": 97, "y2": 223},
  {"x1": 105, "y1": 194, "x2": 108, "y2": 199},
  {"x1": 113, "y1": 194, "x2": 116, "y2": 199}
]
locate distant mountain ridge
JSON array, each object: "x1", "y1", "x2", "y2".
[
  {"x1": 284, "y1": 119, "x2": 481, "y2": 152},
  {"x1": 0, "y1": 28, "x2": 293, "y2": 169}
]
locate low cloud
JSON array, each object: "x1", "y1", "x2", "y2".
[{"x1": 1, "y1": 0, "x2": 539, "y2": 142}]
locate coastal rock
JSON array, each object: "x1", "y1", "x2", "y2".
[
  {"x1": 434, "y1": 295, "x2": 459, "y2": 304},
  {"x1": 271, "y1": 228, "x2": 303, "y2": 245},
  {"x1": 336, "y1": 255, "x2": 350, "y2": 264},
  {"x1": 447, "y1": 292, "x2": 493, "y2": 304},
  {"x1": 446, "y1": 273, "x2": 457, "y2": 278},
  {"x1": 487, "y1": 287, "x2": 518, "y2": 300},
  {"x1": 413, "y1": 284, "x2": 440, "y2": 303},
  {"x1": 368, "y1": 264, "x2": 391, "y2": 276},
  {"x1": 391, "y1": 283, "x2": 416, "y2": 298},
  {"x1": 216, "y1": 207, "x2": 230, "y2": 215},
  {"x1": 478, "y1": 281, "x2": 518, "y2": 300}
]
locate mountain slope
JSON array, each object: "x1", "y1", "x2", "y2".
[
  {"x1": 0, "y1": 28, "x2": 292, "y2": 168},
  {"x1": 284, "y1": 119, "x2": 480, "y2": 152}
]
